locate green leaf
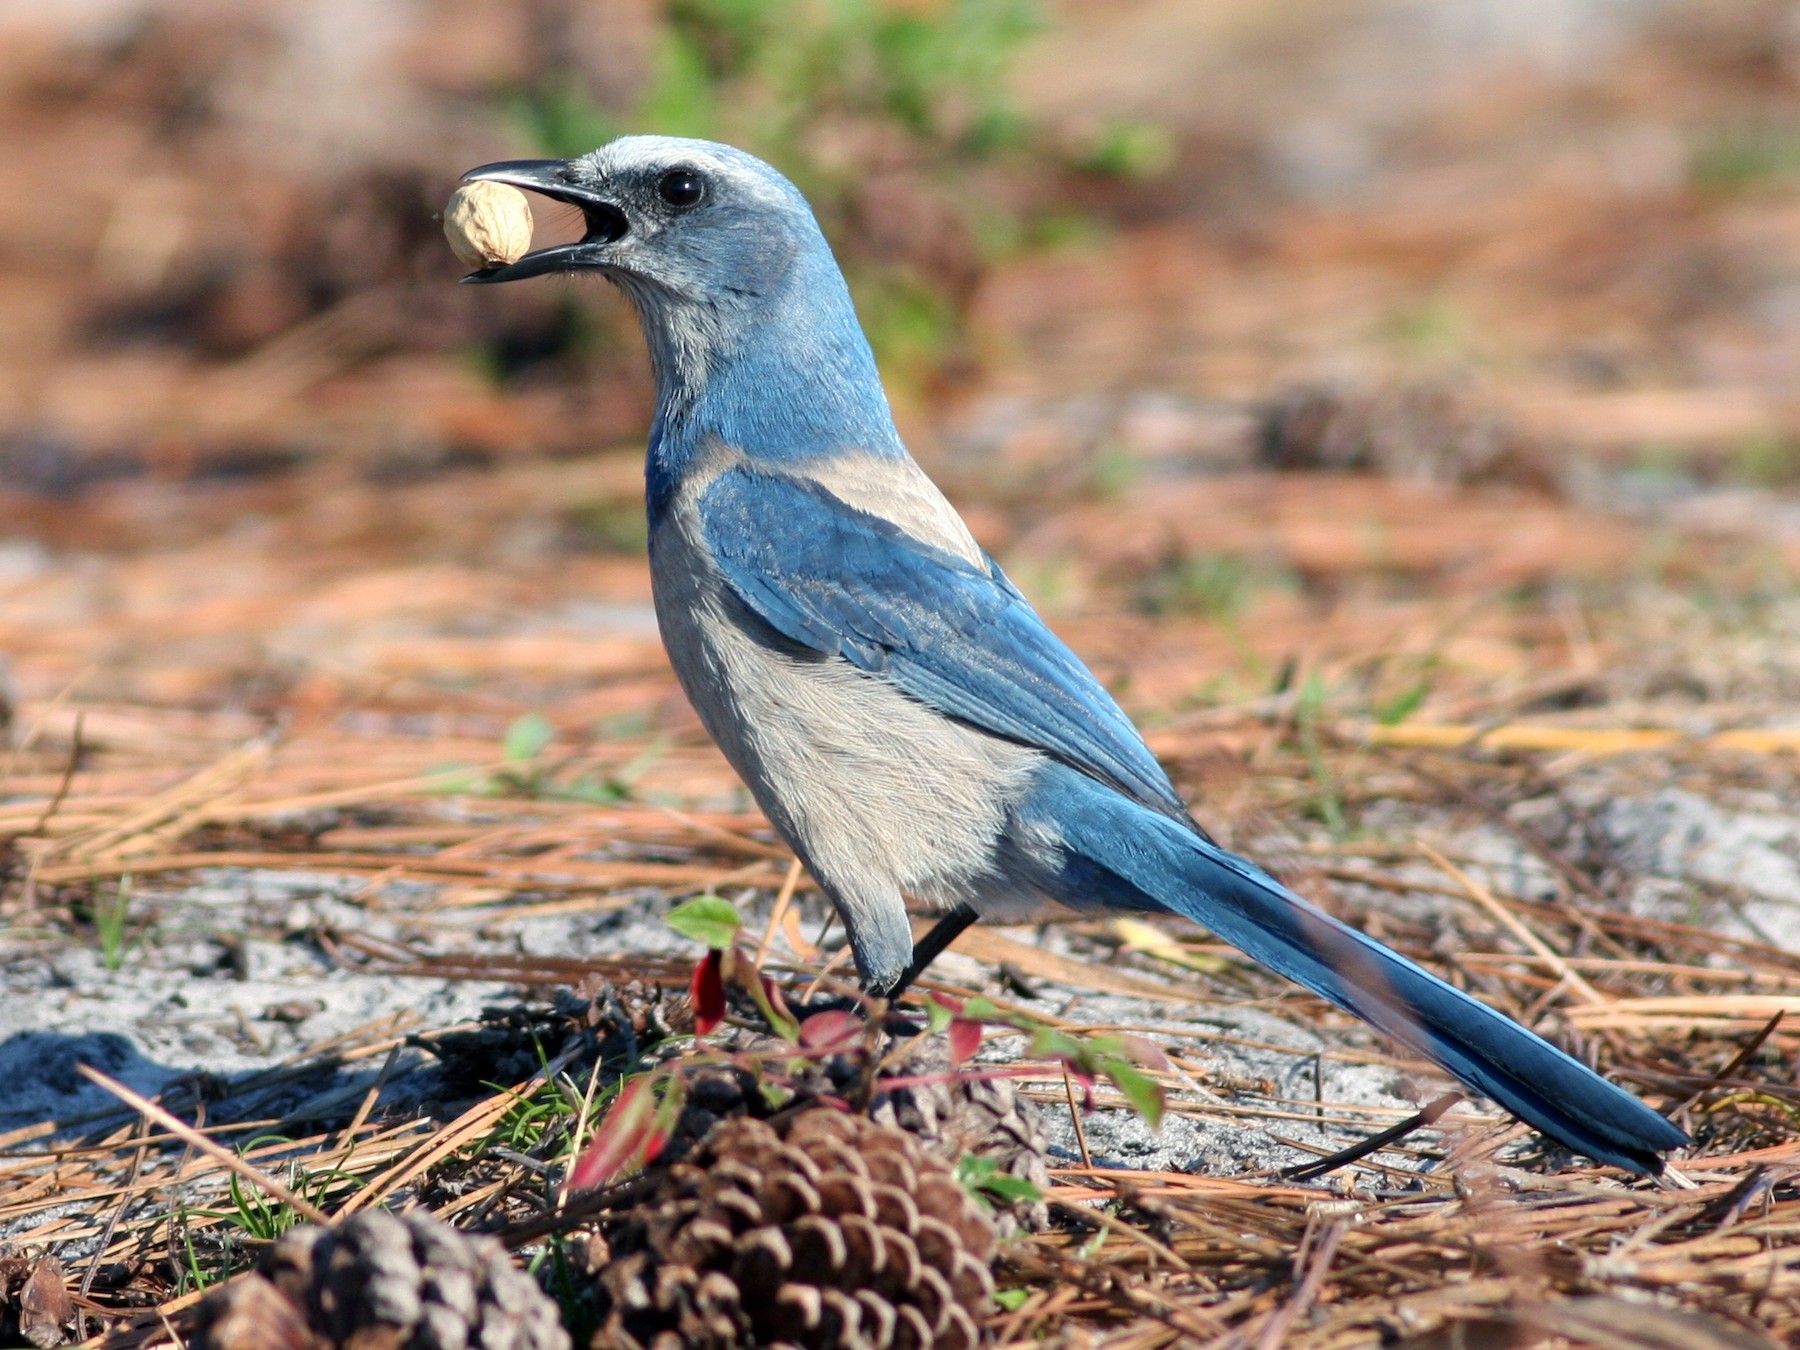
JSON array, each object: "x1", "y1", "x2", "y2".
[
  {"x1": 1374, "y1": 675, "x2": 1432, "y2": 726},
  {"x1": 1101, "y1": 1057, "x2": 1165, "y2": 1130},
  {"x1": 956, "y1": 1154, "x2": 1000, "y2": 1185},
  {"x1": 422, "y1": 764, "x2": 488, "y2": 795},
  {"x1": 504, "y1": 712, "x2": 555, "y2": 764},
  {"x1": 745, "y1": 971, "x2": 800, "y2": 1043},
  {"x1": 993, "y1": 1288, "x2": 1031, "y2": 1312},
  {"x1": 924, "y1": 997, "x2": 955, "y2": 1033},
  {"x1": 1074, "y1": 118, "x2": 1175, "y2": 178},
  {"x1": 666, "y1": 895, "x2": 742, "y2": 950},
  {"x1": 976, "y1": 1172, "x2": 1046, "y2": 1204},
  {"x1": 546, "y1": 775, "x2": 630, "y2": 805},
  {"x1": 959, "y1": 996, "x2": 1008, "y2": 1024},
  {"x1": 1297, "y1": 670, "x2": 1329, "y2": 724},
  {"x1": 1026, "y1": 1027, "x2": 1088, "y2": 1065},
  {"x1": 957, "y1": 1153, "x2": 1045, "y2": 1205},
  {"x1": 649, "y1": 1075, "x2": 688, "y2": 1141}
]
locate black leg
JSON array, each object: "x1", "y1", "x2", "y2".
[{"x1": 874, "y1": 902, "x2": 980, "y2": 1000}]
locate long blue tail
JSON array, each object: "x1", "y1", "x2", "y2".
[{"x1": 1012, "y1": 768, "x2": 1688, "y2": 1173}]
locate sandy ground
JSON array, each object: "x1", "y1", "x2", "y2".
[{"x1": 9, "y1": 762, "x2": 1799, "y2": 1253}]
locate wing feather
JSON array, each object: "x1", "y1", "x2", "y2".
[{"x1": 696, "y1": 464, "x2": 1192, "y2": 824}]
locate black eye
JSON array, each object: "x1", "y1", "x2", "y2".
[{"x1": 658, "y1": 169, "x2": 705, "y2": 209}]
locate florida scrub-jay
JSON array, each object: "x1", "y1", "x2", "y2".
[{"x1": 460, "y1": 137, "x2": 1685, "y2": 1174}]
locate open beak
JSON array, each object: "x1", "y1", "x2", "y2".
[{"x1": 456, "y1": 159, "x2": 629, "y2": 284}]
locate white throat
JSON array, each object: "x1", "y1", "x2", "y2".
[{"x1": 613, "y1": 273, "x2": 726, "y2": 417}]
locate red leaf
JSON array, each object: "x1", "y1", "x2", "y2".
[
  {"x1": 948, "y1": 1017, "x2": 983, "y2": 1066},
  {"x1": 1114, "y1": 1034, "x2": 1173, "y2": 1072},
  {"x1": 798, "y1": 1009, "x2": 863, "y2": 1051},
  {"x1": 690, "y1": 948, "x2": 726, "y2": 1035},
  {"x1": 760, "y1": 971, "x2": 798, "y2": 1032},
  {"x1": 1053, "y1": 1055, "x2": 1098, "y2": 1109},
  {"x1": 640, "y1": 1127, "x2": 668, "y2": 1168},
  {"x1": 568, "y1": 1078, "x2": 655, "y2": 1193}
]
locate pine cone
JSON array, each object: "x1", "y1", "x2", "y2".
[
  {"x1": 431, "y1": 981, "x2": 673, "y2": 1101},
  {"x1": 662, "y1": 1032, "x2": 1049, "y2": 1234},
  {"x1": 589, "y1": 1110, "x2": 997, "y2": 1350},
  {"x1": 869, "y1": 1040, "x2": 1050, "y2": 1234},
  {"x1": 192, "y1": 1211, "x2": 569, "y2": 1350}
]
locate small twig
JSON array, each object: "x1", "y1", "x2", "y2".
[
  {"x1": 158, "y1": 1310, "x2": 190, "y2": 1350},
  {"x1": 1063, "y1": 1065, "x2": 1093, "y2": 1170},
  {"x1": 1035, "y1": 1248, "x2": 1224, "y2": 1342},
  {"x1": 332, "y1": 1042, "x2": 402, "y2": 1157},
  {"x1": 557, "y1": 1055, "x2": 608, "y2": 1208},
  {"x1": 1047, "y1": 1198, "x2": 1191, "y2": 1271},
  {"x1": 753, "y1": 857, "x2": 804, "y2": 969},
  {"x1": 1249, "y1": 1216, "x2": 1347, "y2": 1350},
  {"x1": 1701, "y1": 1165, "x2": 1778, "y2": 1232},
  {"x1": 339, "y1": 1041, "x2": 587, "y2": 1216},
  {"x1": 1419, "y1": 840, "x2": 1607, "y2": 1006},
  {"x1": 1281, "y1": 1092, "x2": 1463, "y2": 1182},
  {"x1": 0, "y1": 663, "x2": 95, "y2": 786},
  {"x1": 77, "y1": 1065, "x2": 328, "y2": 1224},
  {"x1": 494, "y1": 1173, "x2": 663, "y2": 1248},
  {"x1": 489, "y1": 1147, "x2": 554, "y2": 1176},
  {"x1": 1383, "y1": 746, "x2": 1621, "y2": 921},
  {"x1": 800, "y1": 939, "x2": 853, "y2": 1001},
  {"x1": 989, "y1": 1284, "x2": 1066, "y2": 1346},
  {"x1": 1312, "y1": 1049, "x2": 1324, "y2": 1124},
  {"x1": 80, "y1": 1108, "x2": 149, "y2": 1301},
  {"x1": 875, "y1": 1065, "x2": 1071, "y2": 1092},
  {"x1": 27, "y1": 711, "x2": 84, "y2": 838},
  {"x1": 1676, "y1": 1011, "x2": 1785, "y2": 1114}
]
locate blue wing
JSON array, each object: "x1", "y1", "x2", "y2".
[{"x1": 696, "y1": 463, "x2": 1194, "y2": 825}]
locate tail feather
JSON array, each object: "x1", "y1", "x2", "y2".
[{"x1": 1018, "y1": 771, "x2": 1687, "y2": 1173}]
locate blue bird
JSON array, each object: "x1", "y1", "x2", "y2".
[{"x1": 461, "y1": 137, "x2": 1687, "y2": 1174}]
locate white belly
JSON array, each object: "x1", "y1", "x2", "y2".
[{"x1": 652, "y1": 515, "x2": 1040, "y2": 912}]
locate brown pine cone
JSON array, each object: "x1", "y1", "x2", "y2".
[
  {"x1": 588, "y1": 1109, "x2": 997, "y2": 1350},
  {"x1": 431, "y1": 981, "x2": 674, "y2": 1102},
  {"x1": 192, "y1": 1210, "x2": 569, "y2": 1350},
  {"x1": 868, "y1": 1040, "x2": 1050, "y2": 1233},
  {"x1": 663, "y1": 1032, "x2": 1049, "y2": 1234}
]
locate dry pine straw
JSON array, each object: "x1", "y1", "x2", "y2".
[{"x1": 1, "y1": 707, "x2": 1799, "y2": 1348}]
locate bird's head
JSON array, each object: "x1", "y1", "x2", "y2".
[
  {"x1": 459, "y1": 136, "x2": 826, "y2": 310},
  {"x1": 460, "y1": 136, "x2": 893, "y2": 447}
]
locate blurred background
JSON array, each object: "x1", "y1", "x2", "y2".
[
  {"x1": 13, "y1": 3, "x2": 1800, "y2": 1325},
  {"x1": 3, "y1": 0, "x2": 1800, "y2": 772}
]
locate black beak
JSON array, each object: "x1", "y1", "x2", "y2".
[{"x1": 456, "y1": 159, "x2": 629, "y2": 284}]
